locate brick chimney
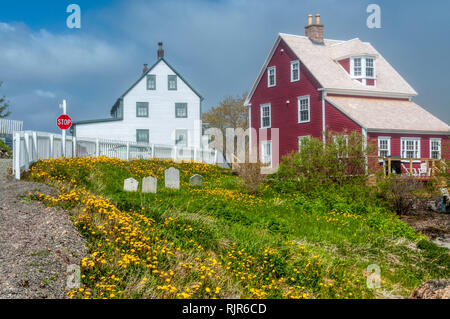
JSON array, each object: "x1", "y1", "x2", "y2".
[
  {"x1": 157, "y1": 42, "x2": 164, "y2": 59},
  {"x1": 305, "y1": 14, "x2": 324, "y2": 43},
  {"x1": 142, "y1": 64, "x2": 149, "y2": 74}
]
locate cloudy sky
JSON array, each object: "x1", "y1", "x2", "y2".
[{"x1": 0, "y1": 0, "x2": 449, "y2": 133}]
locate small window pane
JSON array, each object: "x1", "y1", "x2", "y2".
[
  {"x1": 147, "y1": 75, "x2": 156, "y2": 90},
  {"x1": 298, "y1": 97, "x2": 310, "y2": 123},
  {"x1": 136, "y1": 129, "x2": 149, "y2": 143},
  {"x1": 175, "y1": 103, "x2": 187, "y2": 118},
  {"x1": 136, "y1": 102, "x2": 148, "y2": 117},
  {"x1": 168, "y1": 75, "x2": 177, "y2": 90},
  {"x1": 354, "y1": 58, "x2": 362, "y2": 76},
  {"x1": 291, "y1": 61, "x2": 299, "y2": 81}
]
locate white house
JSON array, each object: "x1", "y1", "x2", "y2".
[{"x1": 72, "y1": 43, "x2": 203, "y2": 148}]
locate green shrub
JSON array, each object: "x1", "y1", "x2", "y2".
[
  {"x1": 275, "y1": 130, "x2": 374, "y2": 192},
  {"x1": 0, "y1": 138, "x2": 11, "y2": 158}
]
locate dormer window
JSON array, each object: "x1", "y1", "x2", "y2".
[{"x1": 350, "y1": 56, "x2": 376, "y2": 86}]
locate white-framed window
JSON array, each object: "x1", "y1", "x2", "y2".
[
  {"x1": 297, "y1": 95, "x2": 310, "y2": 123},
  {"x1": 333, "y1": 134, "x2": 349, "y2": 157},
  {"x1": 353, "y1": 57, "x2": 362, "y2": 77},
  {"x1": 291, "y1": 60, "x2": 300, "y2": 82},
  {"x1": 267, "y1": 66, "x2": 276, "y2": 87},
  {"x1": 136, "y1": 102, "x2": 149, "y2": 118},
  {"x1": 350, "y1": 56, "x2": 376, "y2": 86},
  {"x1": 260, "y1": 140, "x2": 272, "y2": 167},
  {"x1": 366, "y1": 58, "x2": 374, "y2": 78},
  {"x1": 401, "y1": 138, "x2": 420, "y2": 159},
  {"x1": 430, "y1": 138, "x2": 441, "y2": 159},
  {"x1": 378, "y1": 136, "x2": 391, "y2": 158},
  {"x1": 260, "y1": 103, "x2": 271, "y2": 128},
  {"x1": 298, "y1": 135, "x2": 310, "y2": 151}
]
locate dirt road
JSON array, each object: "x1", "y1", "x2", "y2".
[{"x1": 0, "y1": 160, "x2": 86, "y2": 299}]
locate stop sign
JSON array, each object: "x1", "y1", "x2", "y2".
[{"x1": 57, "y1": 114, "x2": 72, "y2": 130}]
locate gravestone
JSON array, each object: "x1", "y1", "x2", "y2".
[
  {"x1": 142, "y1": 176, "x2": 157, "y2": 193},
  {"x1": 189, "y1": 174, "x2": 202, "y2": 186},
  {"x1": 124, "y1": 177, "x2": 138, "y2": 192},
  {"x1": 165, "y1": 167, "x2": 180, "y2": 189}
]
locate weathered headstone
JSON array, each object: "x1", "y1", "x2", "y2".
[
  {"x1": 189, "y1": 174, "x2": 202, "y2": 186},
  {"x1": 142, "y1": 176, "x2": 157, "y2": 193},
  {"x1": 165, "y1": 167, "x2": 180, "y2": 189},
  {"x1": 124, "y1": 177, "x2": 138, "y2": 192}
]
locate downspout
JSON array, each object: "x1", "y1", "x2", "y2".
[
  {"x1": 362, "y1": 127, "x2": 368, "y2": 174},
  {"x1": 248, "y1": 104, "x2": 252, "y2": 161},
  {"x1": 322, "y1": 91, "x2": 326, "y2": 142}
]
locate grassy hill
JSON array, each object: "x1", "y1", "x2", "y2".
[{"x1": 26, "y1": 157, "x2": 449, "y2": 299}]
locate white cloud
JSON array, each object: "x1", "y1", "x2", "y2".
[
  {"x1": 0, "y1": 22, "x2": 15, "y2": 32},
  {"x1": 35, "y1": 89, "x2": 56, "y2": 99}
]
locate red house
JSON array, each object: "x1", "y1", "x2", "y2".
[{"x1": 245, "y1": 14, "x2": 449, "y2": 172}]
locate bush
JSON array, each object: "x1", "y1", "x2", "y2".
[
  {"x1": 275, "y1": 130, "x2": 374, "y2": 192},
  {"x1": 377, "y1": 176, "x2": 423, "y2": 215},
  {"x1": 0, "y1": 138, "x2": 11, "y2": 159},
  {"x1": 235, "y1": 161, "x2": 267, "y2": 194}
]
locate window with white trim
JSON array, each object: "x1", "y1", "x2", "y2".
[
  {"x1": 260, "y1": 104, "x2": 271, "y2": 128},
  {"x1": 267, "y1": 66, "x2": 276, "y2": 87},
  {"x1": 175, "y1": 103, "x2": 188, "y2": 118},
  {"x1": 350, "y1": 56, "x2": 376, "y2": 86},
  {"x1": 291, "y1": 60, "x2": 300, "y2": 82},
  {"x1": 297, "y1": 96, "x2": 310, "y2": 123},
  {"x1": 430, "y1": 138, "x2": 441, "y2": 159},
  {"x1": 260, "y1": 141, "x2": 272, "y2": 167},
  {"x1": 378, "y1": 137, "x2": 391, "y2": 157},
  {"x1": 298, "y1": 136, "x2": 310, "y2": 151},
  {"x1": 401, "y1": 138, "x2": 420, "y2": 158}
]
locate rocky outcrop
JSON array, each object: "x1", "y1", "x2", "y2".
[{"x1": 410, "y1": 279, "x2": 450, "y2": 299}]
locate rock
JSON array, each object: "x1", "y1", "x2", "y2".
[
  {"x1": 189, "y1": 174, "x2": 202, "y2": 186},
  {"x1": 123, "y1": 178, "x2": 138, "y2": 192},
  {"x1": 142, "y1": 176, "x2": 157, "y2": 193},
  {"x1": 410, "y1": 279, "x2": 450, "y2": 299},
  {"x1": 164, "y1": 167, "x2": 180, "y2": 189}
]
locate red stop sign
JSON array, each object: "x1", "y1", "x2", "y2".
[{"x1": 57, "y1": 114, "x2": 72, "y2": 130}]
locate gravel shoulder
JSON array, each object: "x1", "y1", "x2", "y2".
[{"x1": 0, "y1": 159, "x2": 86, "y2": 299}]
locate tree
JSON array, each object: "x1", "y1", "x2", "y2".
[
  {"x1": 202, "y1": 93, "x2": 248, "y2": 162},
  {"x1": 0, "y1": 82, "x2": 11, "y2": 118}
]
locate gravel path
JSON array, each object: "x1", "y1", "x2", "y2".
[{"x1": 0, "y1": 160, "x2": 86, "y2": 299}]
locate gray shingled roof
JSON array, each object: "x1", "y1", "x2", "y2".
[{"x1": 326, "y1": 95, "x2": 449, "y2": 133}]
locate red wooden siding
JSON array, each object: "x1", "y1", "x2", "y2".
[
  {"x1": 250, "y1": 39, "x2": 323, "y2": 160},
  {"x1": 324, "y1": 100, "x2": 361, "y2": 134},
  {"x1": 338, "y1": 58, "x2": 350, "y2": 73}
]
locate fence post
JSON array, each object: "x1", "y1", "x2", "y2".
[
  {"x1": 49, "y1": 134, "x2": 54, "y2": 159},
  {"x1": 151, "y1": 144, "x2": 155, "y2": 158},
  {"x1": 14, "y1": 133, "x2": 21, "y2": 180},
  {"x1": 32, "y1": 131, "x2": 38, "y2": 162},
  {"x1": 126, "y1": 142, "x2": 130, "y2": 161},
  {"x1": 23, "y1": 132, "x2": 30, "y2": 171},
  {"x1": 173, "y1": 146, "x2": 178, "y2": 160},
  {"x1": 214, "y1": 149, "x2": 218, "y2": 164},
  {"x1": 95, "y1": 138, "x2": 100, "y2": 157},
  {"x1": 73, "y1": 137, "x2": 77, "y2": 158}
]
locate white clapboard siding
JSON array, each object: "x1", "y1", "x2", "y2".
[
  {"x1": 12, "y1": 130, "x2": 217, "y2": 180},
  {"x1": 75, "y1": 59, "x2": 202, "y2": 148}
]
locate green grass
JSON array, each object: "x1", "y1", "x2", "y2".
[{"x1": 26, "y1": 157, "x2": 449, "y2": 299}]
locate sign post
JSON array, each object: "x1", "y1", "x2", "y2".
[{"x1": 57, "y1": 100, "x2": 72, "y2": 157}]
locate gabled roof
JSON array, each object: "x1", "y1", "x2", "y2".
[
  {"x1": 245, "y1": 33, "x2": 418, "y2": 105},
  {"x1": 326, "y1": 95, "x2": 449, "y2": 134},
  {"x1": 110, "y1": 57, "x2": 203, "y2": 115}
]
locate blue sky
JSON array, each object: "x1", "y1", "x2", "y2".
[{"x1": 0, "y1": 0, "x2": 449, "y2": 133}]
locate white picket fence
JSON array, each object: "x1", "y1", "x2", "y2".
[
  {"x1": 0, "y1": 119, "x2": 23, "y2": 135},
  {"x1": 13, "y1": 130, "x2": 218, "y2": 180}
]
